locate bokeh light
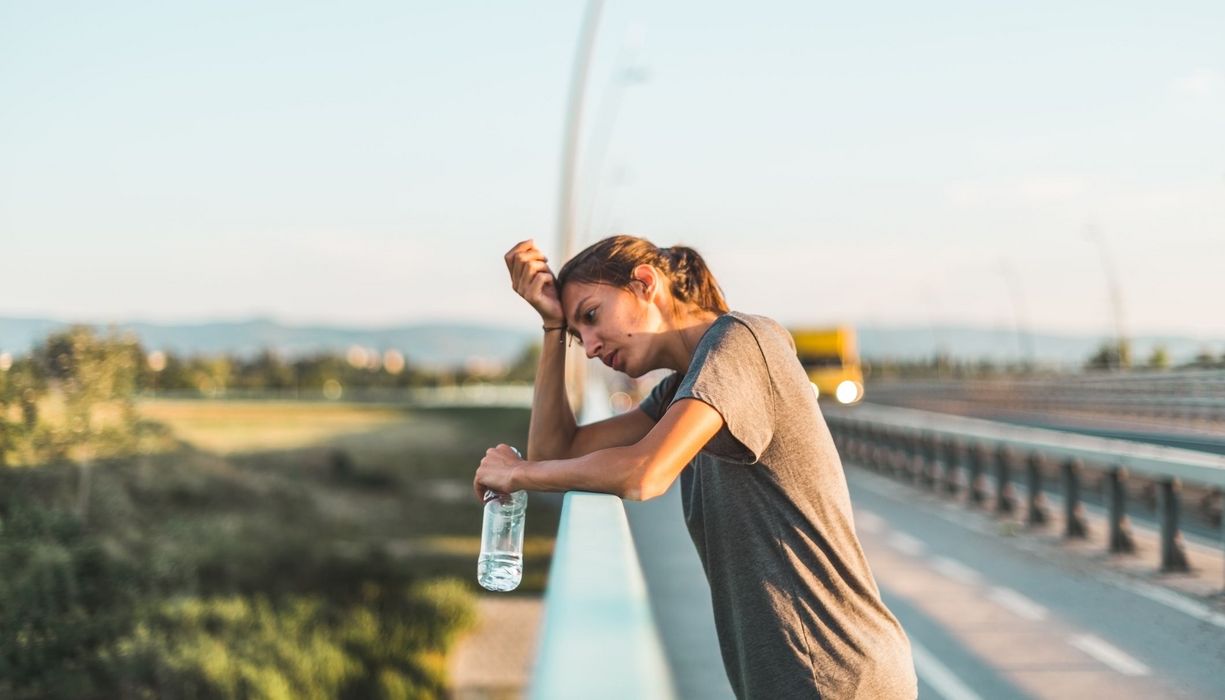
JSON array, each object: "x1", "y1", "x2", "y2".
[
  {"x1": 384, "y1": 349, "x2": 406, "y2": 375},
  {"x1": 147, "y1": 350, "x2": 167, "y2": 372}
]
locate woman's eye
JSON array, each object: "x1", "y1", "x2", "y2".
[{"x1": 584, "y1": 308, "x2": 597, "y2": 323}]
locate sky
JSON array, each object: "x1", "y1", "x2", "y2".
[{"x1": 2, "y1": 1, "x2": 1223, "y2": 339}]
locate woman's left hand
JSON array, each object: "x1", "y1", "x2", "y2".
[{"x1": 473, "y1": 444, "x2": 524, "y2": 503}]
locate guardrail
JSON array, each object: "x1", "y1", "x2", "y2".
[
  {"x1": 825, "y1": 403, "x2": 1225, "y2": 577},
  {"x1": 531, "y1": 493, "x2": 676, "y2": 699},
  {"x1": 867, "y1": 371, "x2": 1225, "y2": 424},
  {"x1": 530, "y1": 373, "x2": 677, "y2": 699}
]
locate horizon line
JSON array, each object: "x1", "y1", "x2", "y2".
[{"x1": 0, "y1": 311, "x2": 1222, "y2": 342}]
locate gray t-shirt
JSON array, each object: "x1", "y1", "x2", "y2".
[{"x1": 639, "y1": 311, "x2": 916, "y2": 699}]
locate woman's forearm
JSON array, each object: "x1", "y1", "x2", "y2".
[
  {"x1": 513, "y1": 444, "x2": 648, "y2": 500},
  {"x1": 526, "y1": 329, "x2": 578, "y2": 460},
  {"x1": 489, "y1": 397, "x2": 723, "y2": 503}
]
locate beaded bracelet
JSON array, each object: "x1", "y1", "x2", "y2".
[{"x1": 543, "y1": 324, "x2": 567, "y2": 344}]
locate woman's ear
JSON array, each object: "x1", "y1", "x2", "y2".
[{"x1": 630, "y1": 264, "x2": 657, "y2": 299}]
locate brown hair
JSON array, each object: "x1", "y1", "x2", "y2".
[{"x1": 556, "y1": 235, "x2": 729, "y2": 320}]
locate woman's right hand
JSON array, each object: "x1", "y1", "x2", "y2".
[{"x1": 504, "y1": 239, "x2": 564, "y2": 325}]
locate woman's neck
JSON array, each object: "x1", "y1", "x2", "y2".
[{"x1": 662, "y1": 309, "x2": 723, "y2": 373}]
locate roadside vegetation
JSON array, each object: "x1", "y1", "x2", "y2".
[{"x1": 0, "y1": 327, "x2": 555, "y2": 699}]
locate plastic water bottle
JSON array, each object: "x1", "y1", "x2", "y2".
[{"x1": 477, "y1": 447, "x2": 527, "y2": 592}]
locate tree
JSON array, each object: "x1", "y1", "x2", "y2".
[
  {"x1": 1085, "y1": 339, "x2": 1132, "y2": 371},
  {"x1": 1189, "y1": 348, "x2": 1219, "y2": 369},
  {"x1": 32, "y1": 326, "x2": 142, "y2": 520},
  {"x1": 504, "y1": 343, "x2": 541, "y2": 383},
  {"x1": 1146, "y1": 345, "x2": 1170, "y2": 370}
]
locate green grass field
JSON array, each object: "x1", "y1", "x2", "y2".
[
  {"x1": 1, "y1": 399, "x2": 558, "y2": 699},
  {"x1": 137, "y1": 399, "x2": 561, "y2": 591}
]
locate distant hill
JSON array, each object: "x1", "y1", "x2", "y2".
[
  {"x1": 0, "y1": 317, "x2": 534, "y2": 370},
  {"x1": 1, "y1": 316, "x2": 1220, "y2": 369}
]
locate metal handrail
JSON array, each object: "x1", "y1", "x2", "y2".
[
  {"x1": 530, "y1": 493, "x2": 676, "y2": 699},
  {"x1": 830, "y1": 403, "x2": 1225, "y2": 487},
  {"x1": 825, "y1": 403, "x2": 1225, "y2": 577},
  {"x1": 530, "y1": 372, "x2": 677, "y2": 699},
  {"x1": 866, "y1": 373, "x2": 1225, "y2": 423}
]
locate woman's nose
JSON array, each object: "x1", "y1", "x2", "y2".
[{"x1": 583, "y1": 334, "x2": 602, "y2": 359}]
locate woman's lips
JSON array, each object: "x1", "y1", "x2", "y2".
[{"x1": 604, "y1": 350, "x2": 619, "y2": 370}]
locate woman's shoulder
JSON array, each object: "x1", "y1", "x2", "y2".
[
  {"x1": 695, "y1": 312, "x2": 796, "y2": 367},
  {"x1": 719, "y1": 311, "x2": 794, "y2": 348}
]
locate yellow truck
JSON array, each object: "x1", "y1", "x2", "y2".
[{"x1": 790, "y1": 325, "x2": 864, "y2": 405}]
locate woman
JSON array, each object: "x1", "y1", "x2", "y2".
[{"x1": 474, "y1": 235, "x2": 916, "y2": 699}]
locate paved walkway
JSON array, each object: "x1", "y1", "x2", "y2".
[
  {"x1": 623, "y1": 480, "x2": 735, "y2": 700},
  {"x1": 448, "y1": 596, "x2": 543, "y2": 700}
]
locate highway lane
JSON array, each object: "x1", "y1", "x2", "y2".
[
  {"x1": 625, "y1": 454, "x2": 1225, "y2": 698},
  {"x1": 849, "y1": 466, "x2": 1225, "y2": 699}
]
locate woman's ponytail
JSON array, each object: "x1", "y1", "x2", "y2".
[
  {"x1": 557, "y1": 235, "x2": 729, "y2": 316},
  {"x1": 661, "y1": 246, "x2": 729, "y2": 314}
]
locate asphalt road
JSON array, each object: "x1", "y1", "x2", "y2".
[
  {"x1": 625, "y1": 465, "x2": 1225, "y2": 699},
  {"x1": 850, "y1": 467, "x2": 1225, "y2": 699}
]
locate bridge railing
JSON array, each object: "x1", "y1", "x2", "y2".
[
  {"x1": 825, "y1": 403, "x2": 1225, "y2": 577},
  {"x1": 530, "y1": 492, "x2": 676, "y2": 699},
  {"x1": 867, "y1": 371, "x2": 1225, "y2": 423},
  {"x1": 529, "y1": 374, "x2": 677, "y2": 699}
]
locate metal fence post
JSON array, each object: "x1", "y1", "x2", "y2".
[
  {"x1": 921, "y1": 434, "x2": 938, "y2": 491},
  {"x1": 877, "y1": 427, "x2": 892, "y2": 473},
  {"x1": 968, "y1": 444, "x2": 988, "y2": 508},
  {"x1": 862, "y1": 421, "x2": 872, "y2": 470},
  {"x1": 901, "y1": 429, "x2": 921, "y2": 485},
  {"x1": 873, "y1": 426, "x2": 887, "y2": 472},
  {"x1": 864, "y1": 424, "x2": 877, "y2": 470},
  {"x1": 1061, "y1": 458, "x2": 1089, "y2": 539},
  {"x1": 1026, "y1": 453, "x2": 1050, "y2": 527},
  {"x1": 1158, "y1": 478, "x2": 1191, "y2": 573},
  {"x1": 942, "y1": 438, "x2": 961, "y2": 496},
  {"x1": 995, "y1": 444, "x2": 1016, "y2": 515},
  {"x1": 883, "y1": 430, "x2": 900, "y2": 476},
  {"x1": 907, "y1": 432, "x2": 923, "y2": 485},
  {"x1": 1106, "y1": 467, "x2": 1135, "y2": 554}
]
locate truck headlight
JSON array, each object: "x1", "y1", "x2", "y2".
[{"x1": 835, "y1": 380, "x2": 862, "y2": 404}]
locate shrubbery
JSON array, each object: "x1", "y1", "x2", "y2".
[
  {"x1": 0, "y1": 327, "x2": 484, "y2": 699},
  {"x1": 0, "y1": 452, "x2": 477, "y2": 699},
  {"x1": 101, "y1": 580, "x2": 474, "y2": 700}
]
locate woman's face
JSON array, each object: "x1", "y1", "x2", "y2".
[{"x1": 560, "y1": 276, "x2": 662, "y2": 378}]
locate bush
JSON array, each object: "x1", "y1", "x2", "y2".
[
  {"x1": 0, "y1": 456, "x2": 477, "y2": 699},
  {"x1": 101, "y1": 580, "x2": 475, "y2": 700}
]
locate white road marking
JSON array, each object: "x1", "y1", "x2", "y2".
[
  {"x1": 887, "y1": 532, "x2": 927, "y2": 556},
  {"x1": 909, "y1": 638, "x2": 984, "y2": 700},
  {"x1": 1100, "y1": 573, "x2": 1225, "y2": 630},
  {"x1": 856, "y1": 509, "x2": 885, "y2": 534},
  {"x1": 987, "y1": 587, "x2": 1048, "y2": 621},
  {"x1": 930, "y1": 556, "x2": 983, "y2": 586},
  {"x1": 852, "y1": 468, "x2": 1225, "y2": 632},
  {"x1": 1069, "y1": 634, "x2": 1151, "y2": 676}
]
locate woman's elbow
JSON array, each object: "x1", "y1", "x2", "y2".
[{"x1": 622, "y1": 465, "x2": 672, "y2": 502}]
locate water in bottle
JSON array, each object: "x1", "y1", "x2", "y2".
[{"x1": 478, "y1": 447, "x2": 527, "y2": 592}]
